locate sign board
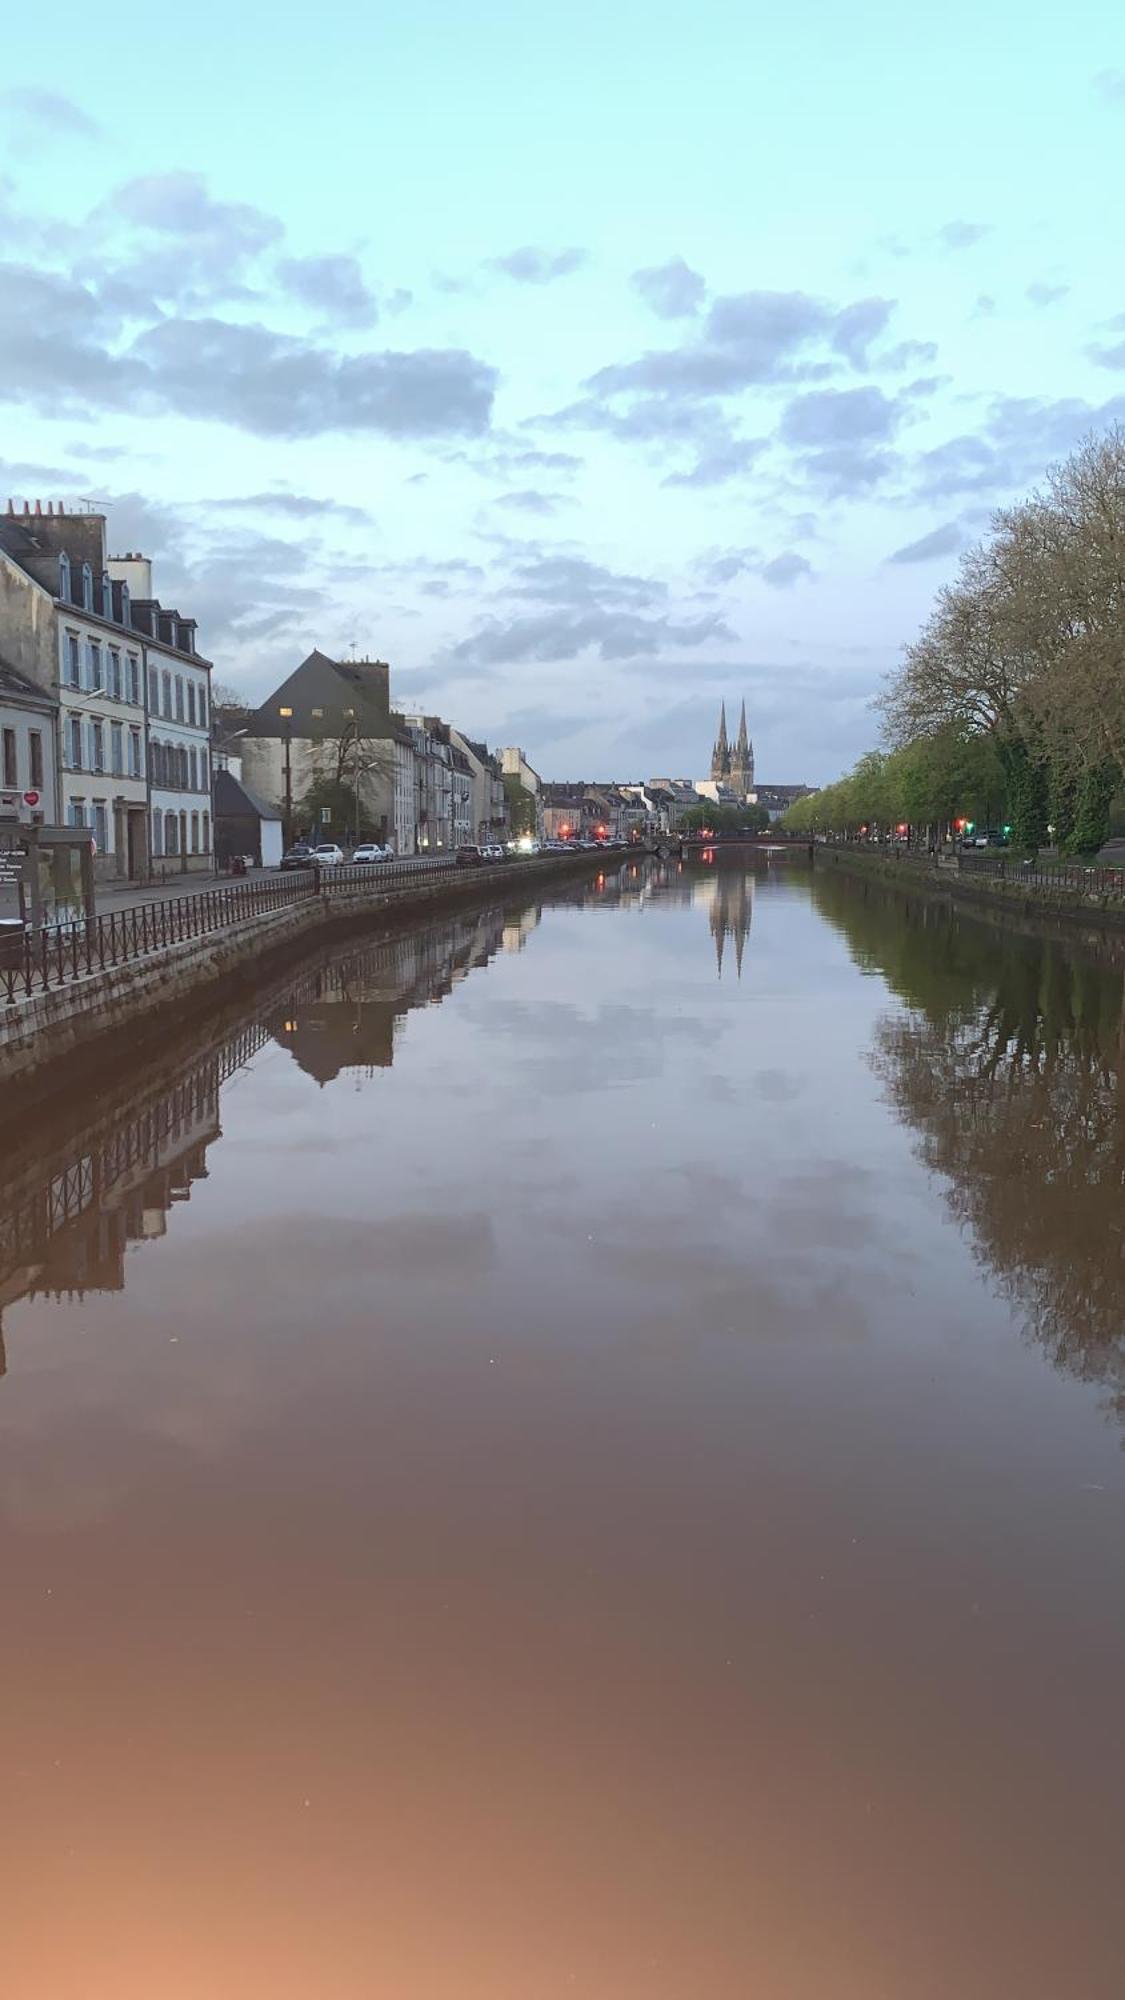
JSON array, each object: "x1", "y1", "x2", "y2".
[{"x1": 321, "y1": 807, "x2": 331, "y2": 824}]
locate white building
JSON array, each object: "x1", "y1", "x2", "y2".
[
  {"x1": 110, "y1": 557, "x2": 213, "y2": 875},
  {"x1": 0, "y1": 660, "x2": 58, "y2": 828}
]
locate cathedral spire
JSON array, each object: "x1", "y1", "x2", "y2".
[
  {"x1": 729, "y1": 699, "x2": 754, "y2": 798},
  {"x1": 735, "y1": 700, "x2": 749, "y2": 762},
  {"x1": 711, "y1": 701, "x2": 730, "y2": 781}
]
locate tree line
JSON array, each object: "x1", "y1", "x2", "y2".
[{"x1": 783, "y1": 429, "x2": 1125, "y2": 853}]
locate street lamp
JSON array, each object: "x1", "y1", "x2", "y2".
[{"x1": 279, "y1": 706, "x2": 293, "y2": 846}]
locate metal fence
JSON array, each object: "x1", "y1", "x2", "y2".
[
  {"x1": 0, "y1": 849, "x2": 515, "y2": 1005},
  {"x1": 953, "y1": 852, "x2": 1125, "y2": 896}
]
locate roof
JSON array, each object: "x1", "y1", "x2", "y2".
[
  {"x1": 244, "y1": 649, "x2": 392, "y2": 739},
  {"x1": 213, "y1": 768, "x2": 282, "y2": 822},
  {"x1": 0, "y1": 656, "x2": 56, "y2": 710}
]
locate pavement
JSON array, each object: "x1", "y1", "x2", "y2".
[{"x1": 88, "y1": 854, "x2": 456, "y2": 919}]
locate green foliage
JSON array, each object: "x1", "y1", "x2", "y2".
[
  {"x1": 680, "y1": 803, "x2": 769, "y2": 834},
  {"x1": 296, "y1": 773, "x2": 383, "y2": 844},
  {"x1": 1002, "y1": 738, "x2": 1049, "y2": 853},
  {"x1": 1070, "y1": 762, "x2": 1119, "y2": 854},
  {"x1": 503, "y1": 775, "x2": 537, "y2": 837},
  {"x1": 1049, "y1": 765, "x2": 1078, "y2": 851}
]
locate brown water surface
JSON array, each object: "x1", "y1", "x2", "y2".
[{"x1": 1, "y1": 857, "x2": 1122, "y2": 1999}]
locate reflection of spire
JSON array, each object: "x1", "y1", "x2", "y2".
[{"x1": 709, "y1": 869, "x2": 752, "y2": 978}]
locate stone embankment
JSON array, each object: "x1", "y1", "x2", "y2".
[
  {"x1": 0, "y1": 850, "x2": 603, "y2": 1102},
  {"x1": 816, "y1": 842, "x2": 1125, "y2": 937}
]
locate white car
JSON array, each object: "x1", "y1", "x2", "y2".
[
  {"x1": 352, "y1": 843, "x2": 392, "y2": 864},
  {"x1": 311, "y1": 842, "x2": 346, "y2": 866}
]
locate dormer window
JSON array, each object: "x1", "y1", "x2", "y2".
[
  {"x1": 80, "y1": 562, "x2": 94, "y2": 611},
  {"x1": 58, "y1": 552, "x2": 71, "y2": 600}
]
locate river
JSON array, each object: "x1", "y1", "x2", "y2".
[{"x1": 1, "y1": 853, "x2": 1122, "y2": 2000}]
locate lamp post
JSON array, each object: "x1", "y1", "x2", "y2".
[{"x1": 279, "y1": 706, "x2": 293, "y2": 846}]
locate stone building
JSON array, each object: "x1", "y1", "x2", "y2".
[
  {"x1": 0, "y1": 658, "x2": 57, "y2": 829},
  {"x1": 706, "y1": 700, "x2": 755, "y2": 803},
  {"x1": 240, "y1": 651, "x2": 399, "y2": 847}
]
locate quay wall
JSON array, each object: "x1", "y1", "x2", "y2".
[
  {"x1": 814, "y1": 842, "x2": 1125, "y2": 946},
  {"x1": 0, "y1": 853, "x2": 600, "y2": 1104}
]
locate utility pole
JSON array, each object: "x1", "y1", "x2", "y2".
[{"x1": 279, "y1": 705, "x2": 293, "y2": 845}]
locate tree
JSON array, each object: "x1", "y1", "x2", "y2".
[{"x1": 503, "y1": 775, "x2": 537, "y2": 837}]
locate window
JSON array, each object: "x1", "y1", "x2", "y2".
[
  {"x1": 191, "y1": 811, "x2": 199, "y2": 853},
  {"x1": 180, "y1": 746, "x2": 189, "y2": 788},
  {"x1": 91, "y1": 720, "x2": 105, "y2": 773},
  {"x1": 162, "y1": 670, "x2": 172, "y2": 718},
  {"x1": 202, "y1": 809, "x2": 210, "y2": 853},
  {"x1": 111, "y1": 722, "x2": 124, "y2": 776},
  {"x1": 88, "y1": 640, "x2": 102, "y2": 691},
  {"x1": 187, "y1": 682, "x2": 197, "y2": 726},
  {"x1": 29, "y1": 731, "x2": 44, "y2": 789},
  {"x1": 92, "y1": 802, "x2": 109, "y2": 854},
  {"x1": 128, "y1": 655, "x2": 141, "y2": 704},
  {"x1": 68, "y1": 716, "x2": 83, "y2": 769},
  {"x1": 190, "y1": 747, "x2": 198, "y2": 792},
  {"x1": 152, "y1": 810, "x2": 163, "y2": 857},
  {"x1": 149, "y1": 667, "x2": 159, "y2": 713},
  {"x1": 68, "y1": 800, "x2": 86, "y2": 830},
  {"x1": 109, "y1": 648, "x2": 122, "y2": 699},
  {"x1": 128, "y1": 728, "x2": 142, "y2": 778},
  {"x1": 165, "y1": 811, "x2": 179, "y2": 855},
  {"x1": 66, "y1": 632, "x2": 81, "y2": 688},
  {"x1": 2, "y1": 727, "x2": 16, "y2": 788},
  {"x1": 175, "y1": 675, "x2": 184, "y2": 721},
  {"x1": 198, "y1": 686, "x2": 207, "y2": 731}
]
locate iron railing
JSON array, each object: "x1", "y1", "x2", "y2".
[
  {"x1": 950, "y1": 852, "x2": 1125, "y2": 896},
  {"x1": 0, "y1": 848, "x2": 552, "y2": 1004}
]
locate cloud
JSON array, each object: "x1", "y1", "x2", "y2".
[
  {"x1": 697, "y1": 547, "x2": 759, "y2": 585},
  {"x1": 0, "y1": 88, "x2": 101, "y2": 139},
  {"x1": 582, "y1": 287, "x2": 897, "y2": 421},
  {"x1": 99, "y1": 172, "x2": 283, "y2": 303},
  {"x1": 875, "y1": 338, "x2": 938, "y2": 373},
  {"x1": 887, "y1": 521, "x2": 964, "y2": 563},
  {"x1": 911, "y1": 391, "x2": 1125, "y2": 500},
  {"x1": 494, "y1": 488, "x2": 567, "y2": 516},
  {"x1": 277, "y1": 253, "x2": 378, "y2": 326},
  {"x1": 760, "y1": 552, "x2": 814, "y2": 589},
  {"x1": 937, "y1": 220, "x2": 991, "y2": 249},
  {"x1": 489, "y1": 246, "x2": 588, "y2": 284},
  {"x1": 779, "y1": 384, "x2": 900, "y2": 447},
  {"x1": 631, "y1": 257, "x2": 706, "y2": 319},
  {"x1": 205, "y1": 491, "x2": 372, "y2": 524},
  {"x1": 505, "y1": 554, "x2": 666, "y2": 611},
  {"x1": 1093, "y1": 69, "x2": 1125, "y2": 102},
  {"x1": 972, "y1": 292, "x2": 996, "y2": 318},
  {"x1": 452, "y1": 606, "x2": 733, "y2": 667},
  {"x1": 1025, "y1": 280, "x2": 1069, "y2": 307},
  {"x1": 662, "y1": 438, "x2": 767, "y2": 487}
]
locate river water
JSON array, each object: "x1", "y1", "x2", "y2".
[{"x1": 1, "y1": 854, "x2": 1122, "y2": 2000}]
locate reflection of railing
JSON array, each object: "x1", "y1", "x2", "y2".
[{"x1": 0, "y1": 854, "x2": 468, "y2": 1003}]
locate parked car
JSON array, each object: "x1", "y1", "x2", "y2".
[
  {"x1": 310, "y1": 843, "x2": 346, "y2": 867},
  {"x1": 280, "y1": 844, "x2": 315, "y2": 871},
  {"x1": 352, "y1": 843, "x2": 392, "y2": 864},
  {"x1": 456, "y1": 844, "x2": 486, "y2": 867},
  {"x1": 481, "y1": 843, "x2": 506, "y2": 862}
]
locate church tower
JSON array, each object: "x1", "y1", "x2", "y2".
[
  {"x1": 711, "y1": 701, "x2": 730, "y2": 783},
  {"x1": 729, "y1": 700, "x2": 754, "y2": 799}
]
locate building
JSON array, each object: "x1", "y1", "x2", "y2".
[
  {"x1": 0, "y1": 503, "x2": 213, "y2": 880},
  {"x1": 705, "y1": 699, "x2": 755, "y2": 804},
  {"x1": 500, "y1": 746, "x2": 543, "y2": 835},
  {"x1": 449, "y1": 729, "x2": 509, "y2": 846},
  {"x1": 0, "y1": 658, "x2": 57, "y2": 828},
  {"x1": 109, "y1": 556, "x2": 214, "y2": 876},
  {"x1": 240, "y1": 651, "x2": 398, "y2": 847},
  {"x1": 213, "y1": 769, "x2": 284, "y2": 869}
]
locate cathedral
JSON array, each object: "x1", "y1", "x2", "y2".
[{"x1": 709, "y1": 701, "x2": 755, "y2": 802}]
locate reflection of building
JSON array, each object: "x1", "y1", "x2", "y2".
[
  {"x1": 696, "y1": 867, "x2": 753, "y2": 977},
  {"x1": 272, "y1": 906, "x2": 514, "y2": 1084},
  {"x1": 0, "y1": 1055, "x2": 226, "y2": 1328}
]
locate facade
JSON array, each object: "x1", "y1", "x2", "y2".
[
  {"x1": 450, "y1": 729, "x2": 508, "y2": 846},
  {"x1": 501, "y1": 746, "x2": 543, "y2": 835},
  {"x1": 0, "y1": 504, "x2": 213, "y2": 881},
  {"x1": 0, "y1": 660, "x2": 58, "y2": 828},
  {"x1": 213, "y1": 769, "x2": 284, "y2": 868},
  {"x1": 401, "y1": 714, "x2": 455, "y2": 851},
  {"x1": 240, "y1": 651, "x2": 398, "y2": 846}
]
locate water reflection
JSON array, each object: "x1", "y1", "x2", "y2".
[
  {"x1": 0, "y1": 900, "x2": 538, "y2": 1348},
  {"x1": 812, "y1": 871, "x2": 1125, "y2": 1428}
]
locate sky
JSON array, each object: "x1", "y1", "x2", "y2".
[{"x1": 2, "y1": 1, "x2": 1124, "y2": 783}]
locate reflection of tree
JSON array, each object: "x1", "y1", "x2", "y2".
[{"x1": 814, "y1": 871, "x2": 1125, "y2": 1429}]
